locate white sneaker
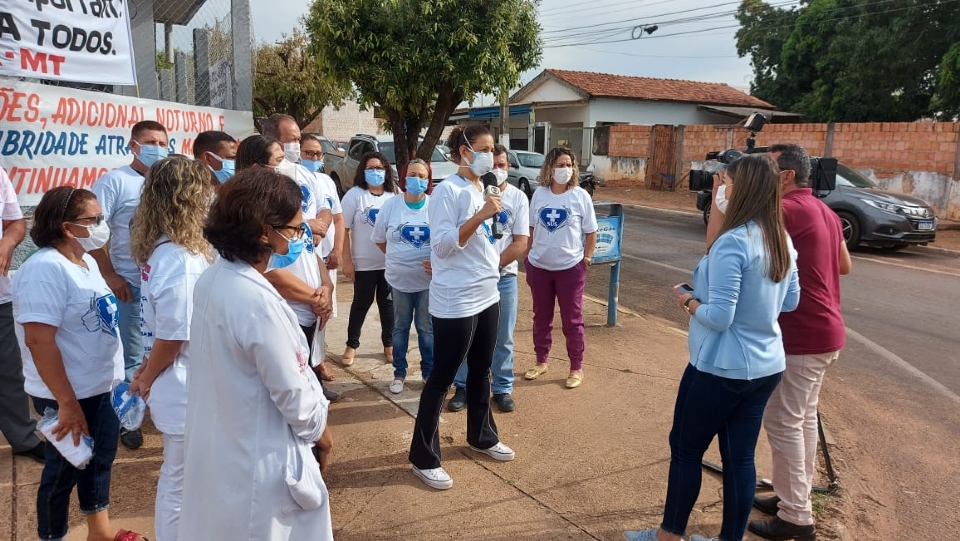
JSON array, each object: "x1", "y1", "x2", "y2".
[
  {"x1": 389, "y1": 378, "x2": 404, "y2": 394},
  {"x1": 412, "y1": 466, "x2": 453, "y2": 490},
  {"x1": 470, "y1": 441, "x2": 515, "y2": 462}
]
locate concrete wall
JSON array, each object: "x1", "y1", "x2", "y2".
[{"x1": 598, "y1": 121, "x2": 960, "y2": 220}]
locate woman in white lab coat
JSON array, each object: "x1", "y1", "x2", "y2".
[{"x1": 179, "y1": 168, "x2": 334, "y2": 540}]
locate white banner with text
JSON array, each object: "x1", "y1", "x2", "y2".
[
  {"x1": 0, "y1": 0, "x2": 137, "y2": 85},
  {"x1": 0, "y1": 80, "x2": 254, "y2": 205}
]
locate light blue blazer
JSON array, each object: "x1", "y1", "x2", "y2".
[{"x1": 687, "y1": 222, "x2": 801, "y2": 380}]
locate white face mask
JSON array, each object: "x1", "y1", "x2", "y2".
[
  {"x1": 715, "y1": 183, "x2": 729, "y2": 214},
  {"x1": 283, "y1": 142, "x2": 301, "y2": 164},
  {"x1": 464, "y1": 141, "x2": 494, "y2": 176},
  {"x1": 553, "y1": 167, "x2": 573, "y2": 185},
  {"x1": 275, "y1": 159, "x2": 298, "y2": 180},
  {"x1": 74, "y1": 222, "x2": 111, "y2": 252},
  {"x1": 492, "y1": 168, "x2": 509, "y2": 186}
]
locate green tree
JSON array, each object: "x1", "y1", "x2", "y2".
[
  {"x1": 304, "y1": 0, "x2": 542, "y2": 166},
  {"x1": 737, "y1": 0, "x2": 960, "y2": 121},
  {"x1": 254, "y1": 30, "x2": 354, "y2": 129}
]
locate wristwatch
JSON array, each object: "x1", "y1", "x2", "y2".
[
  {"x1": 584, "y1": 256, "x2": 593, "y2": 266},
  {"x1": 683, "y1": 297, "x2": 696, "y2": 314}
]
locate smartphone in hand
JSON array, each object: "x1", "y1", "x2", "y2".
[{"x1": 673, "y1": 283, "x2": 695, "y2": 296}]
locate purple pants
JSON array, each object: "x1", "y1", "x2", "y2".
[{"x1": 525, "y1": 259, "x2": 587, "y2": 370}]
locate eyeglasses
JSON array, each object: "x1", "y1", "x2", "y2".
[
  {"x1": 777, "y1": 169, "x2": 794, "y2": 176},
  {"x1": 273, "y1": 224, "x2": 307, "y2": 240},
  {"x1": 71, "y1": 214, "x2": 105, "y2": 226},
  {"x1": 365, "y1": 166, "x2": 386, "y2": 171},
  {"x1": 302, "y1": 151, "x2": 324, "y2": 160}
]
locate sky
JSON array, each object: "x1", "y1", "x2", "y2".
[{"x1": 248, "y1": 0, "x2": 768, "y2": 100}]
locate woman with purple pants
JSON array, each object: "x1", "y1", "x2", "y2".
[{"x1": 522, "y1": 147, "x2": 597, "y2": 389}]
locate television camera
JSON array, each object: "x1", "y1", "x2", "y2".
[{"x1": 688, "y1": 113, "x2": 838, "y2": 223}]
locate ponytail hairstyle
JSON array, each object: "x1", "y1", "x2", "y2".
[{"x1": 445, "y1": 125, "x2": 493, "y2": 164}]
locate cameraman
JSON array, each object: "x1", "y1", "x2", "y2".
[{"x1": 747, "y1": 144, "x2": 852, "y2": 541}]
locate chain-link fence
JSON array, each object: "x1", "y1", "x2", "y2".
[{"x1": 156, "y1": 0, "x2": 246, "y2": 108}]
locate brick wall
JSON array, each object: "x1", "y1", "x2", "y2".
[
  {"x1": 608, "y1": 125, "x2": 652, "y2": 158},
  {"x1": 597, "y1": 121, "x2": 960, "y2": 219}
]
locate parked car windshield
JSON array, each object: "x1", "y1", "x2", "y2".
[
  {"x1": 377, "y1": 142, "x2": 448, "y2": 164},
  {"x1": 835, "y1": 164, "x2": 877, "y2": 189},
  {"x1": 517, "y1": 152, "x2": 545, "y2": 168}
]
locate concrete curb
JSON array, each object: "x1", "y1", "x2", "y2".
[{"x1": 916, "y1": 245, "x2": 960, "y2": 257}]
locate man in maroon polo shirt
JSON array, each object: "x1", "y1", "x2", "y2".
[{"x1": 748, "y1": 144, "x2": 853, "y2": 541}]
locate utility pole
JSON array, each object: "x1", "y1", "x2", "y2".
[{"x1": 499, "y1": 87, "x2": 510, "y2": 149}]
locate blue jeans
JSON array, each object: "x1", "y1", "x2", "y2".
[
  {"x1": 121, "y1": 281, "x2": 143, "y2": 382},
  {"x1": 32, "y1": 393, "x2": 120, "y2": 540},
  {"x1": 454, "y1": 274, "x2": 517, "y2": 394},
  {"x1": 392, "y1": 289, "x2": 433, "y2": 380},
  {"x1": 661, "y1": 364, "x2": 782, "y2": 541}
]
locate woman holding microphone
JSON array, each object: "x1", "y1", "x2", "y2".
[{"x1": 408, "y1": 125, "x2": 515, "y2": 490}]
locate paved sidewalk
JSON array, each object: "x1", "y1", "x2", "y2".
[{"x1": 2, "y1": 276, "x2": 782, "y2": 541}]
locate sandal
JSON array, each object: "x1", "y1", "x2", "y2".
[
  {"x1": 114, "y1": 530, "x2": 149, "y2": 541},
  {"x1": 341, "y1": 347, "x2": 356, "y2": 367},
  {"x1": 524, "y1": 364, "x2": 549, "y2": 380},
  {"x1": 316, "y1": 363, "x2": 335, "y2": 382}
]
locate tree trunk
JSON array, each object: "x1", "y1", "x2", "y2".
[
  {"x1": 385, "y1": 108, "x2": 410, "y2": 168},
  {"x1": 420, "y1": 82, "x2": 462, "y2": 162}
]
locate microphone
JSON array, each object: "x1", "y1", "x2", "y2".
[{"x1": 480, "y1": 171, "x2": 504, "y2": 239}]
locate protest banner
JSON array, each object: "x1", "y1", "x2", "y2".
[
  {"x1": 0, "y1": 80, "x2": 255, "y2": 206},
  {"x1": 0, "y1": 0, "x2": 137, "y2": 85}
]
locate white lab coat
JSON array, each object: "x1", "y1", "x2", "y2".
[{"x1": 179, "y1": 258, "x2": 333, "y2": 541}]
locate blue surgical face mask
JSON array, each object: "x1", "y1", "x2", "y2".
[
  {"x1": 301, "y1": 159, "x2": 323, "y2": 173},
  {"x1": 267, "y1": 229, "x2": 305, "y2": 270},
  {"x1": 135, "y1": 143, "x2": 169, "y2": 168},
  {"x1": 405, "y1": 177, "x2": 429, "y2": 196},
  {"x1": 365, "y1": 169, "x2": 386, "y2": 187},
  {"x1": 207, "y1": 153, "x2": 235, "y2": 183}
]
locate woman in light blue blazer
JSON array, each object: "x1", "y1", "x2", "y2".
[{"x1": 626, "y1": 154, "x2": 801, "y2": 541}]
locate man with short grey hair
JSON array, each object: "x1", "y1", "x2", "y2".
[{"x1": 749, "y1": 143, "x2": 852, "y2": 541}]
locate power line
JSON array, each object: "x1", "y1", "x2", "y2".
[
  {"x1": 542, "y1": 0, "x2": 954, "y2": 48},
  {"x1": 541, "y1": 0, "x2": 800, "y2": 44},
  {"x1": 578, "y1": 46, "x2": 739, "y2": 59}
]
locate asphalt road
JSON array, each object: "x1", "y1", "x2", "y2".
[{"x1": 584, "y1": 205, "x2": 960, "y2": 399}]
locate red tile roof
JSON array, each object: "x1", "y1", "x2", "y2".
[{"x1": 542, "y1": 69, "x2": 774, "y2": 109}]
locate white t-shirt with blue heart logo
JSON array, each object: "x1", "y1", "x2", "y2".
[
  {"x1": 342, "y1": 186, "x2": 394, "y2": 271},
  {"x1": 528, "y1": 186, "x2": 599, "y2": 271},
  {"x1": 13, "y1": 248, "x2": 124, "y2": 400},
  {"x1": 495, "y1": 183, "x2": 531, "y2": 276},
  {"x1": 371, "y1": 195, "x2": 431, "y2": 293}
]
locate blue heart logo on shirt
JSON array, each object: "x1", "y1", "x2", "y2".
[
  {"x1": 400, "y1": 224, "x2": 430, "y2": 249},
  {"x1": 362, "y1": 207, "x2": 380, "y2": 226},
  {"x1": 303, "y1": 222, "x2": 315, "y2": 254},
  {"x1": 300, "y1": 185, "x2": 312, "y2": 213},
  {"x1": 82, "y1": 294, "x2": 119, "y2": 336},
  {"x1": 538, "y1": 207, "x2": 569, "y2": 232}
]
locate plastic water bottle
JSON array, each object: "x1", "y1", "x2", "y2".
[
  {"x1": 37, "y1": 408, "x2": 94, "y2": 469},
  {"x1": 111, "y1": 380, "x2": 146, "y2": 431}
]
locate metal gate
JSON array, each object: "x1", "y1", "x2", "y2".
[
  {"x1": 550, "y1": 127, "x2": 596, "y2": 166},
  {"x1": 647, "y1": 125, "x2": 679, "y2": 190}
]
